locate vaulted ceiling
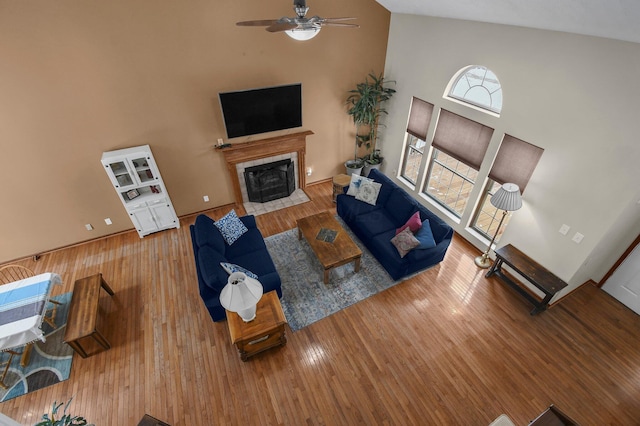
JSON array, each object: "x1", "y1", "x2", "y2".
[{"x1": 376, "y1": 0, "x2": 640, "y2": 44}]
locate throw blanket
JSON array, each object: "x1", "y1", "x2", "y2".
[{"x1": 0, "y1": 273, "x2": 61, "y2": 351}]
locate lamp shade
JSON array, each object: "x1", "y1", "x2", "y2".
[
  {"x1": 285, "y1": 27, "x2": 321, "y2": 40},
  {"x1": 219, "y1": 272, "x2": 263, "y2": 322},
  {"x1": 490, "y1": 183, "x2": 522, "y2": 212}
]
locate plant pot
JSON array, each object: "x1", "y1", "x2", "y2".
[
  {"x1": 363, "y1": 160, "x2": 382, "y2": 177},
  {"x1": 345, "y1": 160, "x2": 364, "y2": 176}
]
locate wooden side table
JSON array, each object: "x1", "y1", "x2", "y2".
[
  {"x1": 332, "y1": 174, "x2": 351, "y2": 202},
  {"x1": 486, "y1": 244, "x2": 568, "y2": 315},
  {"x1": 226, "y1": 291, "x2": 287, "y2": 361}
]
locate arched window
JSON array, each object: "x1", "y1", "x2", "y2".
[{"x1": 447, "y1": 66, "x2": 502, "y2": 114}]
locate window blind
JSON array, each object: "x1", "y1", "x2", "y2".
[
  {"x1": 489, "y1": 134, "x2": 543, "y2": 194},
  {"x1": 406, "y1": 97, "x2": 434, "y2": 141},
  {"x1": 432, "y1": 109, "x2": 494, "y2": 170}
]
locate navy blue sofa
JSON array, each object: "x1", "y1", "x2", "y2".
[
  {"x1": 336, "y1": 169, "x2": 454, "y2": 280},
  {"x1": 189, "y1": 214, "x2": 282, "y2": 322}
]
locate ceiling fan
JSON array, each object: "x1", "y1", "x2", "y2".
[{"x1": 236, "y1": 0, "x2": 359, "y2": 41}]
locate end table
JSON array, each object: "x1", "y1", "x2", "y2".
[
  {"x1": 332, "y1": 174, "x2": 351, "y2": 202},
  {"x1": 226, "y1": 290, "x2": 287, "y2": 361}
]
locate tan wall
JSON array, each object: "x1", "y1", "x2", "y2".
[{"x1": 0, "y1": 0, "x2": 390, "y2": 263}]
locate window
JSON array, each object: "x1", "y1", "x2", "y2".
[
  {"x1": 422, "y1": 110, "x2": 494, "y2": 218},
  {"x1": 401, "y1": 135, "x2": 425, "y2": 184},
  {"x1": 400, "y1": 97, "x2": 433, "y2": 184},
  {"x1": 448, "y1": 66, "x2": 502, "y2": 114},
  {"x1": 424, "y1": 149, "x2": 478, "y2": 216},
  {"x1": 471, "y1": 135, "x2": 543, "y2": 241},
  {"x1": 472, "y1": 180, "x2": 512, "y2": 241}
]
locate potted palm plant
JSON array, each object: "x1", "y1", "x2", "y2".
[
  {"x1": 36, "y1": 399, "x2": 93, "y2": 426},
  {"x1": 345, "y1": 72, "x2": 396, "y2": 176}
]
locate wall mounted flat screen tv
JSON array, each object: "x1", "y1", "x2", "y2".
[{"x1": 219, "y1": 83, "x2": 302, "y2": 139}]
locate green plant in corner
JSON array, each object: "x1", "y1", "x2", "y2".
[
  {"x1": 346, "y1": 72, "x2": 396, "y2": 165},
  {"x1": 36, "y1": 399, "x2": 94, "y2": 426}
]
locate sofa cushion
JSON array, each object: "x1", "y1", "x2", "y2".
[
  {"x1": 224, "y1": 227, "x2": 269, "y2": 259},
  {"x1": 391, "y1": 227, "x2": 420, "y2": 258},
  {"x1": 396, "y1": 211, "x2": 422, "y2": 235},
  {"x1": 355, "y1": 180, "x2": 382, "y2": 205},
  {"x1": 385, "y1": 189, "x2": 418, "y2": 226},
  {"x1": 415, "y1": 220, "x2": 437, "y2": 249},
  {"x1": 214, "y1": 209, "x2": 248, "y2": 245},
  {"x1": 194, "y1": 214, "x2": 225, "y2": 252},
  {"x1": 231, "y1": 249, "x2": 279, "y2": 278},
  {"x1": 354, "y1": 210, "x2": 396, "y2": 240},
  {"x1": 197, "y1": 245, "x2": 229, "y2": 292}
]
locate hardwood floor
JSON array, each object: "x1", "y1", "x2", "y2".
[{"x1": 2, "y1": 181, "x2": 639, "y2": 425}]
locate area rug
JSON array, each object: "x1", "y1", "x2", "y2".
[
  {"x1": 264, "y1": 217, "x2": 400, "y2": 331},
  {"x1": 1, "y1": 292, "x2": 74, "y2": 402}
]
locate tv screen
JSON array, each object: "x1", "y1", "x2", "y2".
[{"x1": 219, "y1": 83, "x2": 302, "y2": 139}]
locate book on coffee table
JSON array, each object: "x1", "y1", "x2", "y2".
[{"x1": 316, "y1": 228, "x2": 338, "y2": 243}]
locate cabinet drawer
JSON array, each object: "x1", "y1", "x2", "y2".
[
  {"x1": 128, "y1": 201, "x2": 148, "y2": 209},
  {"x1": 147, "y1": 198, "x2": 167, "y2": 206},
  {"x1": 235, "y1": 325, "x2": 286, "y2": 358}
]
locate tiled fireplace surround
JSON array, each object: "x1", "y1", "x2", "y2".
[{"x1": 221, "y1": 131, "x2": 313, "y2": 215}]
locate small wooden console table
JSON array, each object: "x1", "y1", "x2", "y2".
[
  {"x1": 63, "y1": 273, "x2": 115, "y2": 358},
  {"x1": 486, "y1": 244, "x2": 568, "y2": 315}
]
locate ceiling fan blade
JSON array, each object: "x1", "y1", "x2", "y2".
[
  {"x1": 266, "y1": 22, "x2": 299, "y2": 32},
  {"x1": 321, "y1": 22, "x2": 360, "y2": 28},
  {"x1": 321, "y1": 17, "x2": 357, "y2": 23},
  {"x1": 236, "y1": 19, "x2": 281, "y2": 27}
]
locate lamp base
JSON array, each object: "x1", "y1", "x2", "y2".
[
  {"x1": 237, "y1": 305, "x2": 257, "y2": 322},
  {"x1": 474, "y1": 254, "x2": 492, "y2": 269}
]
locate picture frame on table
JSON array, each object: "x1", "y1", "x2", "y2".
[{"x1": 126, "y1": 189, "x2": 140, "y2": 200}]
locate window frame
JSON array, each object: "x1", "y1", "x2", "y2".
[{"x1": 447, "y1": 65, "x2": 502, "y2": 115}]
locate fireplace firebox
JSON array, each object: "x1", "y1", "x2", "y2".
[{"x1": 244, "y1": 159, "x2": 295, "y2": 203}]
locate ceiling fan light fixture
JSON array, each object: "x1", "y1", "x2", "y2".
[{"x1": 285, "y1": 27, "x2": 321, "y2": 41}]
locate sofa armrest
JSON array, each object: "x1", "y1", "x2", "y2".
[{"x1": 240, "y1": 214, "x2": 257, "y2": 229}]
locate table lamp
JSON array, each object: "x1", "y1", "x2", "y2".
[
  {"x1": 219, "y1": 272, "x2": 263, "y2": 322},
  {"x1": 475, "y1": 182, "x2": 523, "y2": 268}
]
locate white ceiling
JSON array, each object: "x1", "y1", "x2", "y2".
[{"x1": 375, "y1": 0, "x2": 640, "y2": 44}]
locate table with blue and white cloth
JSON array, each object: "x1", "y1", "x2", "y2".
[{"x1": 0, "y1": 272, "x2": 61, "y2": 353}]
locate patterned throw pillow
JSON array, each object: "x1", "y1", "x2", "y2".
[
  {"x1": 390, "y1": 227, "x2": 420, "y2": 258},
  {"x1": 346, "y1": 174, "x2": 373, "y2": 196},
  {"x1": 213, "y1": 209, "x2": 248, "y2": 245},
  {"x1": 355, "y1": 180, "x2": 382, "y2": 205},
  {"x1": 220, "y1": 262, "x2": 259, "y2": 279}
]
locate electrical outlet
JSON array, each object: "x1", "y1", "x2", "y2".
[
  {"x1": 217, "y1": 138, "x2": 224, "y2": 146},
  {"x1": 572, "y1": 232, "x2": 584, "y2": 244},
  {"x1": 85, "y1": 224, "x2": 93, "y2": 231},
  {"x1": 203, "y1": 195, "x2": 210, "y2": 202},
  {"x1": 104, "y1": 218, "x2": 112, "y2": 225},
  {"x1": 559, "y1": 224, "x2": 570, "y2": 235}
]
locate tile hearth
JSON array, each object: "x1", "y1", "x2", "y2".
[{"x1": 243, "y1": 188, "x2": 309, "y2": 216}]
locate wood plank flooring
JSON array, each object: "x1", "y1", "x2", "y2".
[{"x1": 1, "y1": 181, "x2": 639, "y2": 425}]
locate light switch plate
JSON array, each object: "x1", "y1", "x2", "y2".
[
  {"x1": 572, "y1": 232, "x2": 584, "y2": 244},
  {"x1": 104, "y1": 218, "x2": 112, "y2": 225},
  {"x1": 559, "y1": 224, "x2": 570, "y2": 235}
]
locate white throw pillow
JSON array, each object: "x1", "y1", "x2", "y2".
[
  {"x1": 346, "y1": 174, "x2": 373, "y2": 197},
  {"x1": 355, "y1": 180, "x2": 382, "y2": 205}
]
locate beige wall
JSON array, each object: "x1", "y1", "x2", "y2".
[
  {"x1": 0, "y1": 0, "x2": 390, "y2": 263},
  {"x1": 380, "y1": 14, "x2": 640, "y2": 297}
]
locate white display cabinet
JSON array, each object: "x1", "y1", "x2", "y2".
[{"x1": 101, "y1": 145, "x2": 179, "y2": 237}]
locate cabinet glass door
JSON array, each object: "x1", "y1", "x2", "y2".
[
  {"x1": 108, "y1": 161, "x2": 134, "y2": 187},
  {"x1": 131, "y1": 156, "x2": 156, "y2": 184}
]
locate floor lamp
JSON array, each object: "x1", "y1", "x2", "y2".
[{"x1": 475, "y1": 183, "x2": 523, "y2": 268}]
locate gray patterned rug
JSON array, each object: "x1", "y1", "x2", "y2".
[
  {"x1": 1, "y1": 292, "x2": 74, "y2": 402},
  {"x1": 264, "y1": 217, "x2": 400, "y2": 331}
]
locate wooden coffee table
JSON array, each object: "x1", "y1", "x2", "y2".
[{"x1": 297, "y1": 211, "x2": 362, "y2": 284}]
